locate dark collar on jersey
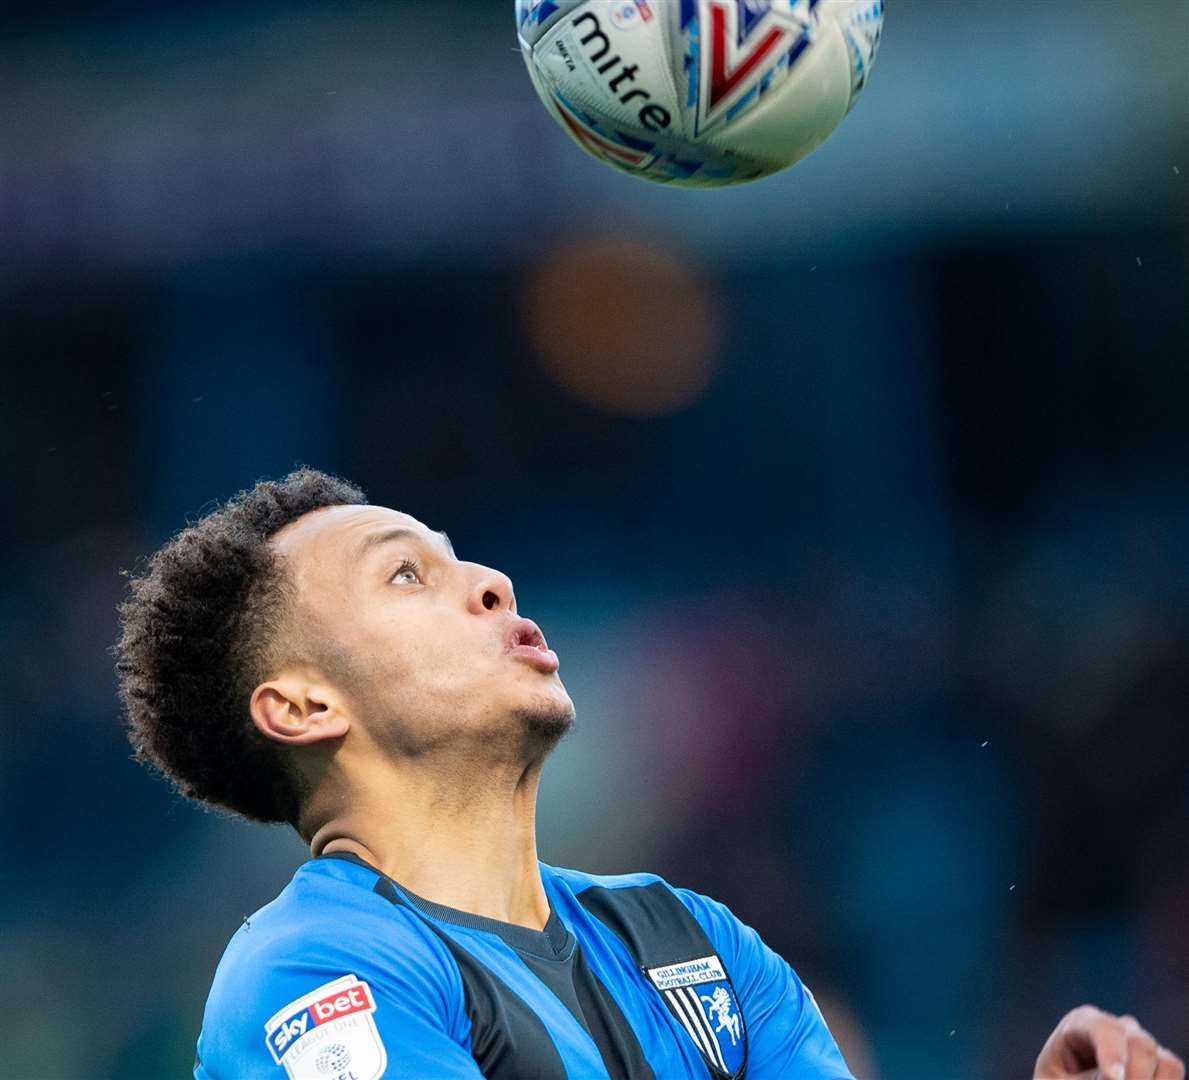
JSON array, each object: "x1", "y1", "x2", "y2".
[{"x1": 316, "y1": 850, "x2": 572, "y2": 960}]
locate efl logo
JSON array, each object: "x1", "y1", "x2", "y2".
[
  {"x1": 265, "y1": 978, "x2": 376, "y2": 1064},
  {"x1": 609, "y1": 0, "x2": 654, "y2": 30}
]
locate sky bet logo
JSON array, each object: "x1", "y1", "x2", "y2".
[{"x1": 265, "y1": 978, "x2": 376, "y2": 1064}]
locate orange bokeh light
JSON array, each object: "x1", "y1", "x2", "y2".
[{"x1": 522, "y1": 236, "x2": 722, "y2": 417}]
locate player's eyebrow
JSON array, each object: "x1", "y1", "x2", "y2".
[{"x1": 356, "y1": 527, "x2": 456, "y2": 561}]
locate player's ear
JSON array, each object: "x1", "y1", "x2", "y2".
[{"x1": 250, "y1": 674, "x2": 349, "y2": 746}]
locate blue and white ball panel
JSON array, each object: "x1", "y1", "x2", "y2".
[
  {"x1": 516, "y1": 0, "x2": 588, "y2": 46},
  {"x1": 519, "y1": 0, "x2": 884, "y2": 186},
  {"x1": 833, "y1": 0, "x2": 884, "y2": 98},
  {"x1": 525, "y1": 0, "x2": 770, "y2": 184}
]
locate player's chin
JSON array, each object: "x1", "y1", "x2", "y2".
[
  {"x1": 515, "y1": 681, "x2": 576, "y2": 736},
  {"x1": 519, "y1": 699, "x2": 576, "y2": 751},
  {"x1": 532, "y1": 678, "x2": 574, "y2": 718}
]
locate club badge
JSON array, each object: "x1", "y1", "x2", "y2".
[{"x1": 644, "y1": 954, "x2": 747, "y2": 1077}]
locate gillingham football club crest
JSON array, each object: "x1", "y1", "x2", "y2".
[
  {"x1": 645, "y1": 954, "x2": 747, "y2": 1077},
  {"x1": 263, "y1": 975, "x2": 386, "y2": 1080}
]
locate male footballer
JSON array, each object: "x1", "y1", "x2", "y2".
[{"x1": 115, "y1": 469, "x2": 1183, "y2": 1080}]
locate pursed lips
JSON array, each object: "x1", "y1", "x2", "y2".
[{"x1": 505, "y1": 617, "x2": 559, "y2": 672}]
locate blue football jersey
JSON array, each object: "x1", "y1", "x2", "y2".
[{"x1": 195, "y1": 853, "x2": 852, "y2": 1079}]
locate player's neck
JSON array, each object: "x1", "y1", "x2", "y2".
[{"x1": 309, "y1": 754, "x2": 551, "y2": 933}]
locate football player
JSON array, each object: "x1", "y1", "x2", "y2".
[{"x1": 115, "y1": 470, "x2": 1184, "y2": 1080}]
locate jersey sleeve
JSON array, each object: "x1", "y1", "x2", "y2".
[
  {"x1": 195, "y1": 928, "x2": 483, "y2": 1080},
  {"x1": 676, "y1": 888, "x2": 854, "y2": 1080}
]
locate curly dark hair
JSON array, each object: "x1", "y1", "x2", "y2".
[{"x1": 114, "y1": 468, "x2": 367, "y2": 826}]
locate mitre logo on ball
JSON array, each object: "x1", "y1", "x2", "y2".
[{"x1": 516, "y1": 0, "x2": 884, "y2": 186}]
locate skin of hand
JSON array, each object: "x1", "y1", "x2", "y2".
[{"x1": 1033, "y1": 1005, "x2": 1185, "y2": 1080}]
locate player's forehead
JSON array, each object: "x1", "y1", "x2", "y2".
[{"x1": 272, "y1": 504, "x2": 434, "y2": 565}]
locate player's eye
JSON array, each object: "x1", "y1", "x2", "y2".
[{"x1": 389, "y1": 558, "x2": 421, "y2": 586}]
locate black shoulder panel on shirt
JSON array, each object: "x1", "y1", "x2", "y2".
[
  {"x1": 578, "y1": 882, "x2": 747, "y2": 1080},
  {"x1": 373, "y1": 877, "x2": 568, "y2": 1080},
  {"x1": 576, "y1": 881, "x2": 716, "y2": 967}
]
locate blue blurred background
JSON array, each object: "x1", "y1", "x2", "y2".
[{"x1": 2, "y1": 0, "x2": 1187, "y2": 1076}]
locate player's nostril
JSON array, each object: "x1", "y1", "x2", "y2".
[{"x1": 482, "y1": 590, "x2": 499, "y2": 611}]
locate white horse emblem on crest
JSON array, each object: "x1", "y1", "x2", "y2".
[{"x1": 699, "y1": 985, "x2": 741, "y2": 1046}]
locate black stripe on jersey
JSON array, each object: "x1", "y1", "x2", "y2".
[
  {"x1": 373, "y1": 877, "x2": 568, "y2": 1080},
  {"x1": 570, "y1": 943, "x2": 656, "y2": 1080},
  {"x1": 516, "y1": 945, "x2": 653, "y2": 1080},
  {"x1": 576, "y1": 882, "x2": 717, "y2": 969},
  {"x1": 577, "y1": 881, "x2": 748, "y2": 1080}
]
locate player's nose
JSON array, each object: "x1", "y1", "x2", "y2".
[{"x1": 465, "y1": 563, "x2": 516, "y2": 616}]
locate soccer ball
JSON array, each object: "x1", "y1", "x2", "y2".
[{"x1": 516, "y1": 0, "x2": 883, "y2": 186}]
